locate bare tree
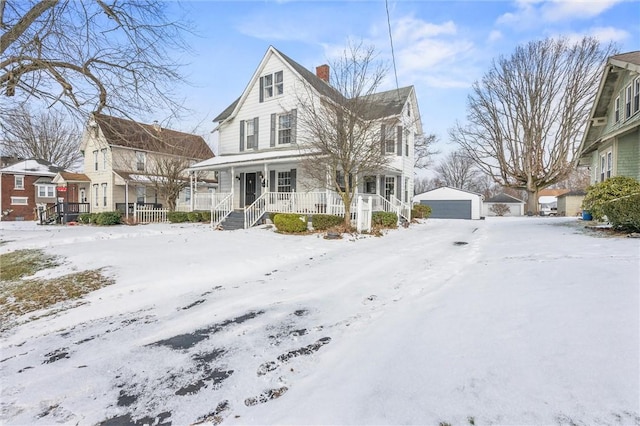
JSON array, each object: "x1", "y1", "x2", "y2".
[
  {"x1": 434, "y1": 149, "x2": 481, "y2": 191},
  {"x1": 414, "y1": 133, "x2": 439, "y2": 169},
  {"x1": 1, "y1": 0, "x2": 189, "y2": 119},
  {"x1": 297, "y1": 41, "x2": 389, "y2": 227},
  {"x1": 0, "y1": 106, "x2": 82, "y2": 169},
  {"x1": 413, "y1": 175, "x2": 443, "y2": 195},
  {"x1": 450, "y1": 37, "x2": 615, "y2": 213}
]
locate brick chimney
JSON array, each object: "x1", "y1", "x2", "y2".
[{"x1": 316, "y1": 64, "x2": 330, "y2": 83}]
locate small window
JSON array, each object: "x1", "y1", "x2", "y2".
[
  {"x1": 614, "y1": 96, "x2": 620, "y2": 122},
  {"x1": 607, "y1": 151, "x2": 612, "y2": 179},
  {"x1": 102, "y1": 148, "x2": 108, "y2": 170},
  {"x1": 93, "y1": 184, "x2": 99, "y2": 207},
  {"x1": 262, "y1": 71, "x2": 283, "y2": 100},
  {"x1": 625, "y1": 84, "x2": 632, "y2": 119},
  {"x1": 275, "y1": 71, "x2": 283, "y2": 96},
  {"x1": 278, "y1": 113, "x2": 292, "y2": 145},
  {"x1": 37, "y1": 185, "x2": 56, "y2": 198},
  {"x1": 263, "y1": 74, "x2": 273, "y2": 99},
  {"x1": 364, "y1": 176, "x2": 376, "y2": 194},
  {"x1": 634, "y1": 77, "x2": 640, "y2": 114},
  {"x1": 14, "y1": 175, "x2": 24, "y2": 190},
  {"x1": 93, "y1": 150, "x2": 99, "y2": 171},
  {"x1": 277, "y1": 171, "x2": 291, "y2": 192},
  {"x1": 11, "y1": 196, "x2": 28, "y2": 205},
  {"x1": 385, "y1": 126, "x2": 396, "y2": 154}
]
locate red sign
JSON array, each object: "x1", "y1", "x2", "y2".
[{"x1": 56, "y1": 186, "x2": 67, "y2": 192}]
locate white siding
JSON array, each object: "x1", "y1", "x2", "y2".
[{"x1": 414, "y1": 187, "x2": 483, "y2": 219}]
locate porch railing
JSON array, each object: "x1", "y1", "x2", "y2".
[
  {"x1": 133, "y1": 204, "x2": 168, "y2": 223},
  {"x1": 211, "y1": 193, "x2": 233, "y2": 228}
]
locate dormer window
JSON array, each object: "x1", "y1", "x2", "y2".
[{"x1": 260, "y1": 71, "x2": 283, "y2": 102}]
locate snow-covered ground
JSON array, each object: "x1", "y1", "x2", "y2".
[{"x1": 0, "y1": 217, "x2": 638, "y2": 425}]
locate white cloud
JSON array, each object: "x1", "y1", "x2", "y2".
[
  {"x1": 497, "y1": 0, "x2": 623, "y2": 27},
  {"x1": 488, "y1": 30, "x2": 503, "y2": 42},
  {"x1": 561, "y1": 26, "x2": 630, "y2": 44}
]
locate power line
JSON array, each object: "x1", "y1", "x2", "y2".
[{"x1": 385, "y1": 0, "x2": 400, "y2": 92}]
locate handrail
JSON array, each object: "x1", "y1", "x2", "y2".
[
  {"x1": 244, "y1": 192, "x2": 269, "y2": 229},
  {"x1": 390, "y1": 196, "x2": 411, "y2": 221},
  {"x1": 211, "y1": 193, "x2": 233, "y2": 229}
]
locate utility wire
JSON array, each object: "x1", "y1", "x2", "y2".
[{"x1": 385, "y1": 0, "x2": 400, "y2": 93}]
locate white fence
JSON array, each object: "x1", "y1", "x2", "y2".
[{"x1": 133, "y1": 204, "x2": 168, "y2": 223}]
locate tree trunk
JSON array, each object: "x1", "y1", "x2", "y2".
[{"x1": 526, "y1": 189, "x2": 537, "y2": 215}]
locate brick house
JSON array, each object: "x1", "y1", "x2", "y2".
[{"x1": 0, "y1": 159, "x2": 65, "y2": 221}]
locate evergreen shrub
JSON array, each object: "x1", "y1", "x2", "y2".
[
  {"x1": 372, "y1": 211, "x2": 398, "y2": 228},
  {"x1": 583, "y1": 176, "x2": 640, "y2": 220},
  {"x1": 311, "y1": 214, "x2": 343, "y2": 230},
  {"x1": 274, "y1": 213, "x2": 307, "y2": 233}
]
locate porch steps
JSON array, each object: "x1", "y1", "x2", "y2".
[{"x1": 220, "y1": 210, "x2": 245, "y2": 230}]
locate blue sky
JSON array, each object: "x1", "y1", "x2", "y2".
[{"x1": 168, "y1": 0, "x2": 640, "y2": 155}]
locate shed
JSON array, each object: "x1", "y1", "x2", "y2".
[
  {"x1": 413, "y1": 186, "x2": 483, "y2": 219},
  {"x1": 483, "y1": 193, "x2": 525, "y2": 216},
  {"x1": 556, "y1": 190, "x2": 586, "y2": 217}
]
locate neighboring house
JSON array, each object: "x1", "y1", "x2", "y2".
[
  {"x1": 483, "y1": 193, "x2": 525, "y2": 217},
  {"x1": 577, "y1": 51, "x2": 640, "y2": 184},
  {"x1": 189, "y1": 46, "x2": 421, "y2": 228},
  {"x1": 413, "y1": 186, "x2": 484, "y2": 220},
  {"x1": 80, "y1": 113, "x2": 215, "y2": 214},
  {"x1": 0, "y1": 159, "x2": 65, "y2": 221},
  {"x1": 556, "y1": 190, "x2": 587, "y2": 217}
]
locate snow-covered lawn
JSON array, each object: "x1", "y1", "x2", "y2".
[{"x1": 0, "y1": 217, "x2": 638, "y2": 425}]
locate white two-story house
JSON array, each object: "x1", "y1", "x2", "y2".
[{"x1": 190, "y1": 46, "x2": 422, "y2": 228}]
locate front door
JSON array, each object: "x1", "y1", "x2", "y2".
[{"x1": 245, "y1": 173, "x2": 257, "y2": 205}]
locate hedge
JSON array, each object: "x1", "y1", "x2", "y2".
[
  {"x1": 583, "y1": 176, "x2": 640, "y2": 220},
  {"x1": 187, "y1": 211, "x2": 202, "y2": 222},
  {"x1": 372, "y1": 211, "x2": 398, "y2": 228},
  {"x1": 167, "y1": 211, "x2": 189, "y2": 223},
  {"x1": 77, "y1": 212, "x2": 121, "y2": 225},
  {"x1": 274, "y1": 213, "x2": 308, "y2": 233},
  {"x1": 602, "y1": 193, "x2": 640, "y2": 232},
  {"x1": 311, "y1": 214, "x2": 343, "y2": 230}
]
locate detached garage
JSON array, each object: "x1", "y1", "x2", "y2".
[{"x1": 413, "y1": 186, "x2": 484, "y2": 220}]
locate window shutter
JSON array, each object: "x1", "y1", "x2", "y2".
[
  {"x1": 259, "y1": 77, "x2": 264, "y2": 103},
  {"x1": 380, "y1": 124, "x2": 386, "y2": 154},
  {"x1": 270, "y1": 113, "x2": 276, "y2": 147},
  {"x1": 239, "y1": 120, "x2": 245, "y2": 152},
  {"x1": 291, "y1": 109, "x2": 297, "y2": 144},
  {"x1": 396, "y1": 176, "x2": 402, "y2": 200},
  {"x1": 270, "y1": 170, "x2": 276, "y2": 192},
  {"x1": 254, "y1": 117, "x2": 259, "y2": 149},
  {"x1": 397, "y1": 126, "x2": 403, "y2": 156},
  {"x1": 291, "y1": 168, "x2": 297, "y2": 191}
]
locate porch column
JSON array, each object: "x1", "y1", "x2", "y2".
[
  {"x1": 263, "y1": 163, "x2": 269, "y2": 192},
  {"x1": 125, "y1": 180, "x2": 129, "y2": 219},
  {"x1": 189, "y1": 172, "x2": 194, "y2": 212}
]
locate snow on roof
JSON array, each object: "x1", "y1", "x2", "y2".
[
  {"x1": 0, "y1": 159, "x2": 65, "y2": 176},
  {"x1": 189, "y1": 148, "x2": 307, "y2": 170}
]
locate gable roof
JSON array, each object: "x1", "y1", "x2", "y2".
[
  {"x1": 485, "y1": 193, "x2": 524, "y2": 203},
  {"x1": 54, "y1": 172, "x2": 91, "y2": 182},
  {"x1": 212, "y1": 46, "x2": 415, "y2": 124},
  {"x1": 578, "y1": 51, "x2": 640, "y2": 159},
  {"x1": 538, "y1": 189, "x2": 569, "y2": 197},
  {"x1": 0, "y1": 159, "x2": 65, "y2": 176},
  {"x1": 416, "y1": 186, "x2": 483, "y2": 197},
  {"x1": 93, "y1": 114, "x2": 213, "y2": 160}
]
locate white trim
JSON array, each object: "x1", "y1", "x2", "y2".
[{"x1": 11, "y1": 196, "x2": 28, "y2": 205}]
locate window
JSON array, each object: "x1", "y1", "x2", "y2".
[
  {"x1": 136, "y1": 186, "x2": 145, "y2": 203},
  {"x1": 385, "y1": 126, "x2": 396, "y2": 154},
  {"x1": 93, "y1": 150, "x2": 99, "y2": 171},
  {"x1": 407, "y1": 103, "x2": 411, "y2": 117},
  {"x1": 634, "y1": 77, "x2": 640, "y2": 114},
  {"x1": 405, "y1": 177, "x2": 409, "y2": 202},
  {"x1": 600, "y1": 151, "x2": 612, "y2": 182},
  {"x1": 184, "y1": 187, "x2": 191, "y2": 203},
  {"x1": 93, "y1": 184, "x2": 99, "y2": 206},
  {"x1": 102, "y1": 148, "x2": 108, "y2": 169},
  {"x1": 278, "y1": 113, "x2": 292, "y2": 144},
  {"x1": 261, "y1": 71, "x2": 283, "y2": 100},
  {"x1": 277, "y1": 171, "x2": 291, "y2": 192},
  {"x1": 14, "y1": 175, "x2": 24, "y2": 190},
  {"x1": 136, "y1": 151, "x2": 146, "y2": 171},
  {"x1": 405, "y1": 130, "x2": 409, "y2": 157},
  {"x1": 11, "y1": 196, "x2": 28, "y2": 205},
  {"x1": 625, "y1": 84, "x2": 632, "y2": 119},
  {"x1": 37, "y1": 185, "x2": 56, "y2": 198},
  {"x1": 246, "y1": 120, "x2": 256, "y2": 149},
  {"x1": 364, "y1": 176, "x2": 376, "y2": 194},
  {"x1": 614, "y1": 96, "x2": 620, "y2": 122},
  {"x1": 336, "y1": 171, "x2": 352, "y2": 192},
  {"x1": 102, "y1": 183, "x2": 107, "y2": 207}
]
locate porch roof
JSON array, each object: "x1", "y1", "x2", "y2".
[{"x1": 189, "y1": 149, "x2": 307, "y2": 171}]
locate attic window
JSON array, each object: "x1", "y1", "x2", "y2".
[
  {"x1": 14, "y1": 175, "x2": 24, "y2": 190},
  {"x1": 261, "y1": 71, "x2": 283, "y2": 101},
  {"x1": 614, "y1": 96, "x2": 620, "y2": 122}
]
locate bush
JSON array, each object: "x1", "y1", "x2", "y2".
[
  {"x1": 167, "y1": 211, "x2": 189, "y2": 223},
  {"x1": 187, "y1": 211, "x2": 202, "y2": 222},
  {"x1": 95, "y1": 211, "x2": 122, "y2": 226},
  {"x1": 489, "y1": 203, "x2": 511, "y2": 216},
  {"x1": 372, "y1": 211, "x2": 398, "y2": 228},
  {"x1": 411, "y1": 204, "x2": 432, "y2": 219},
  {"x1": 198, "y1": 210, "x2": 211, "y2": 222},
  {"x1": 312, "y1": 214, "x2": 344, "y2": 230},
  {"x1": 268, "y1": 212, "x2": 278, "y2": 223},
  {"x1": 274, "y1": 213, "x2": 308, "y2": 233},
  {"x1": 77, "y1": 213, "x2": 92, "y2": 224},
  {"x1": 583, "y1": 176, "x2": 640, "y2": 220},
  {"x1": 602, "y1": 193, "x2": 640, "y2": 232}
]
